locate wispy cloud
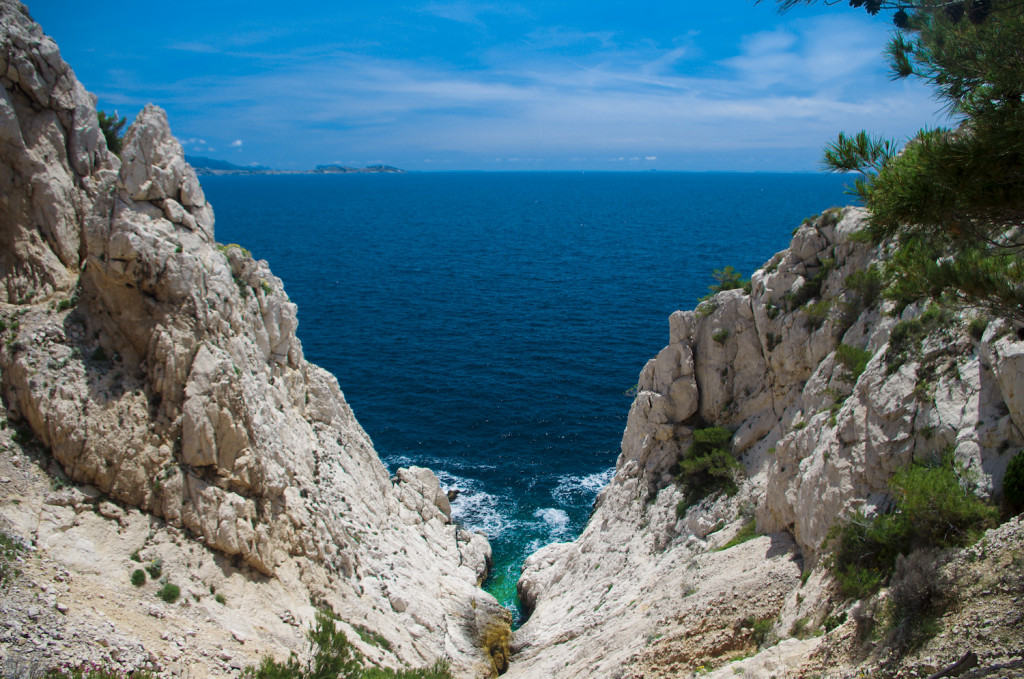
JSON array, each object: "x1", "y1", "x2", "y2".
[
  {"x1": 420, "y1": 2, "x2": 531, "y2": 27},
  {"x1": 103, "y1": 14, "x2": 945, "y2": 169}
]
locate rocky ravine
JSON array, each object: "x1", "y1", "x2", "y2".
[
  {"x1": 508, "y1": 208, "x2": 1024, "y2": 678},
  {"x1": 0, "y1": 2, "x2": 510, "y2": 677}
]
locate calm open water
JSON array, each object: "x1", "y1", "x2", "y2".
[{"x1": 202, "y1": 171, "x2": 852, "y2": 621}]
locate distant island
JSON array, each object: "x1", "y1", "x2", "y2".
[{"x1": 185, "y1": 155, "x2": 405, "y2": 176}]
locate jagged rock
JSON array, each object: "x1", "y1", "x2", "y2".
[
  {"x1": 508, "y1": 208, "x2": 1024, "y2": 677},
  {"x1": 0, "y1": 2, "x2": 508, "y2": 674}
]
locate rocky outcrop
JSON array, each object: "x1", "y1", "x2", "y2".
[
  {"x1": 508, "y1": 208, "x2": 1024, "y2": 677},
  {"x1": 0, "y1": 2, "x2": 508, "y2": 675}
]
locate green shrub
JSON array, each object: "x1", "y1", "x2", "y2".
[
  {"x1": 243, "y1": 610, "x2": 452, "y2": 678},
  {"x1": 788, "y1": 257, "x2": 835, "y2": 310},
  {"x1": 156, "y1": 582, "x2": 180, "y2": 603},
  {"x1": 803, "y1": 299, "x2": 831, "y2": 330},
  {"x1": 353, "y1": 624, "x2": 393, "y2": 653},
  {"x1": 789, "y1": 617, "x2": 812, "y2": 639},
  {"x1": 695, "y1": 301, "x2": 717, "y2": 319},
  {"x1": 885, "y1": 306, "x2": 953, "y2": 373},
  {"x1": 131, "y1": 569, "x2": 146, "y2": 587},
  {"x1": 717, "y1": 519, "x2": 757, "y2": 551},
  {"x1": 835, "y1": 344, "x2": 873, "y2": 382},
  {"x1": 1, "y1": 531, "x2": 23, "y2": 589},
  {"x1": 968, "y1": 315, "x2": 990, "y2": 341},
  {"x1": 1004, "y1": 451, "x2": 1024, "y2": 509},
  {"x1": 97, "y1": 110, "x2": 127, "y2": 157},
  {"x1": 742, "y1": 616, "x2": 775, "y2": 649},
  {"x1": 712, "y1": 328, "x2": 730, "y2": 344},
  {"x1": 886, "y1": 549, "x2": 951, "y2": 651},
  {"x1": 145, "y1": 558, "x2": 163, "y2": 579},
  {"x1": 845, "y1": 265, "x2": 883, "y2": 311},
  {"x1": 215, "y1": 593, "x2": 227, "y2": 605},
  {"x1": 827, "y1": 454, "x2": 997, "y2": 600},
  {"x1": 675, "y1": 427, "x2": 741, "y2": 512},
  {"x1": 709, "y1": 266, "x2": 745, "y2": 294}
]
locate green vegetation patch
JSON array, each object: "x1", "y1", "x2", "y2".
[
  {"x1": 243, "y1": 610, "x2": 453, "y2": 679},
  {"x1": 675, "y1": 427, "x2": 741, "y2": 515},
  {"x1": 827, "y1": 453, "x2": 997, "y2": 600},
  {"x1": 885, "y1": 306, "x2": 954, "y2": 374},
  {"x1": 835, "y1": 343, "x2": 873, "y2": 382},
  {"x1": 156, "y1": 582, "x2": 180, "y2": 603},
  {"x1": 717, "y1": 519, "x2": 757, "y2": 551},
  {"x1": 1, "y1": 531, "x2": 24, "y2": 589},
  {"x1": 1004, "y1": 451, "x2": 1024, "y2": 511}
]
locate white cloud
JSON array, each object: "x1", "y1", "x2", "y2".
[
  {"x1": 132, "y1": 13, "x2": 946, "y2": 169},
  {"x1": 230, "y1": 139, "x2": 243, "y2": 147}
]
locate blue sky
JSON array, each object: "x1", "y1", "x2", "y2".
[{"x1": 29, "y1": 1, "x2": 945, "y2": 171}]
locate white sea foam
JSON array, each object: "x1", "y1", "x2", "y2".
[
  {"x1": 551, "y1": 467, "x2": 615, "y2": 506},
  {"x1": 533, "y1": 507, "x2": 570, "y2": 536}
]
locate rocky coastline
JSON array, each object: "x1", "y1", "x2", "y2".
[{"x1": 1, "y1": 1, "x2": 1022, "y2": 678}]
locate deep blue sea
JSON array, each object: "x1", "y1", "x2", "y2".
[{"x1": 203, "y1": 171, "x2": 852, "y2": 621}]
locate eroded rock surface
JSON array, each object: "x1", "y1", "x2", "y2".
[
  {"x1": 509, "y1": 208, "x2": 1024, "y2": 678},
  {"x1": 0, "y1": 2, "x2": 508, "y2": 675}
]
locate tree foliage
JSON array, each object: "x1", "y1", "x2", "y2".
[
  {"x1": 674, "y1": 426, "x2": 742, "y2": 514},
  {"x1": 766, "y1": 0, "x2": 1024, "y2": 324},
  {"x1": 97, "y1": 110, "x2": 127, "y2": 157},
  {"x1": 827, "y1": 454, "x2": 996, "y2": 599}
]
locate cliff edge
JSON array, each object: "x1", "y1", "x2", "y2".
[
  {"x1": 507, "y1": 208, "x2": 1024, "y2": 678},
  {"x1": 0, "y1": 2, "x2": 509, "y2": 676}
]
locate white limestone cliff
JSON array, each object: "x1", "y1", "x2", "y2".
[
  {"x1": 507, "y1": 208, "x2": 1024, "y2": 677},
  {"x1": 0, "y1": 2, "x2": 509, "y2": 675}
]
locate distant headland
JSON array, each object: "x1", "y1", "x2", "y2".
[{"x1": 185, "y1": 155, "x2": 405, "y2": 176}]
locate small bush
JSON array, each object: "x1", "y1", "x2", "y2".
[
  {"x1": 353, "y1": 624, "x2": 393, "y2": 653},
  {"x1": 242, "y1": 610, "x2": 451, "y2": 679},
  {"x1": 709, "y1": 266, "x2": 745, "y2": 294},
  {"x1": 712, "y1": 328, "x2": 730, "y2": 344},
  {"x1": 886, "y1": 549, "x2": 952, "y2": 651},
  {"x1": 789, "y1": 617, "x2": 812, "y2": 639},
  {"x1": 835, "y1": 343, "x2": 873, "y2": 382},
  {"x1": 885, "y1": 306, "x2": 953, "y2": 373},
  {"x1": 827, "y1": 454, "x2": 996, "y2": 599},
  {"x1": 215, "y1": 593, "x2": 227, "y2": 605},
  {"x1": 968, "y1": 315, "x2": 990, "y2": 341},
  {"x1": 823, "y1": 611, "x2": 847, "y2": 632},
  {"x1": 130, "y1": 550, "x2": 142, "y2": 563},
  {"x1": 156, "y1": 582, "x2": 180, "y2": 603},
  {"x1": 131, "y1": 569, "x2": 146, "y2": 587},
  {"x1": 675, "y1": 427, "x2": 741, "y2": 512},
  {"x1": 1004, "y1": 451, "x2": 1024, "y2": 509},
  {"x1": 1, "y1": 531, "x2": 24, "y2": 589},
  {"x1": 695, "y1": 301, "x2": 717, "y2": 319},
  {"x1": 845, "y1": 265, "x2": 883, "y2": 312},
  {"x1": 145, "y1": 558, "x2": 163, "y2": 579},
  {"x1": 788, "y1": 257, "x2": 835, "y2": 310},
  {"x1": 97, "y1": 110, "x2": 127, "y2": 157},
  {"x1": 718, "y1": 519, "x2": 757, "y2": 551},
  {"x1": 743, "y1": 616, "x2": 775, "y2": 648},
  {"x1": 803, "y1": 299, "x2": 831, "y2": 330}
]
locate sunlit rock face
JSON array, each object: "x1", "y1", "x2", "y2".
[
  {"x1": 507, "y1": 207, "x2": 1024, "y2": 678},
  {"x1": 0, "y1": 2, "x2": 509, "y2": 674}
]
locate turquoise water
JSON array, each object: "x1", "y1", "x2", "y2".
[{"x1": 202, "y1": 171, "x2": 852, "y2": 621}]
